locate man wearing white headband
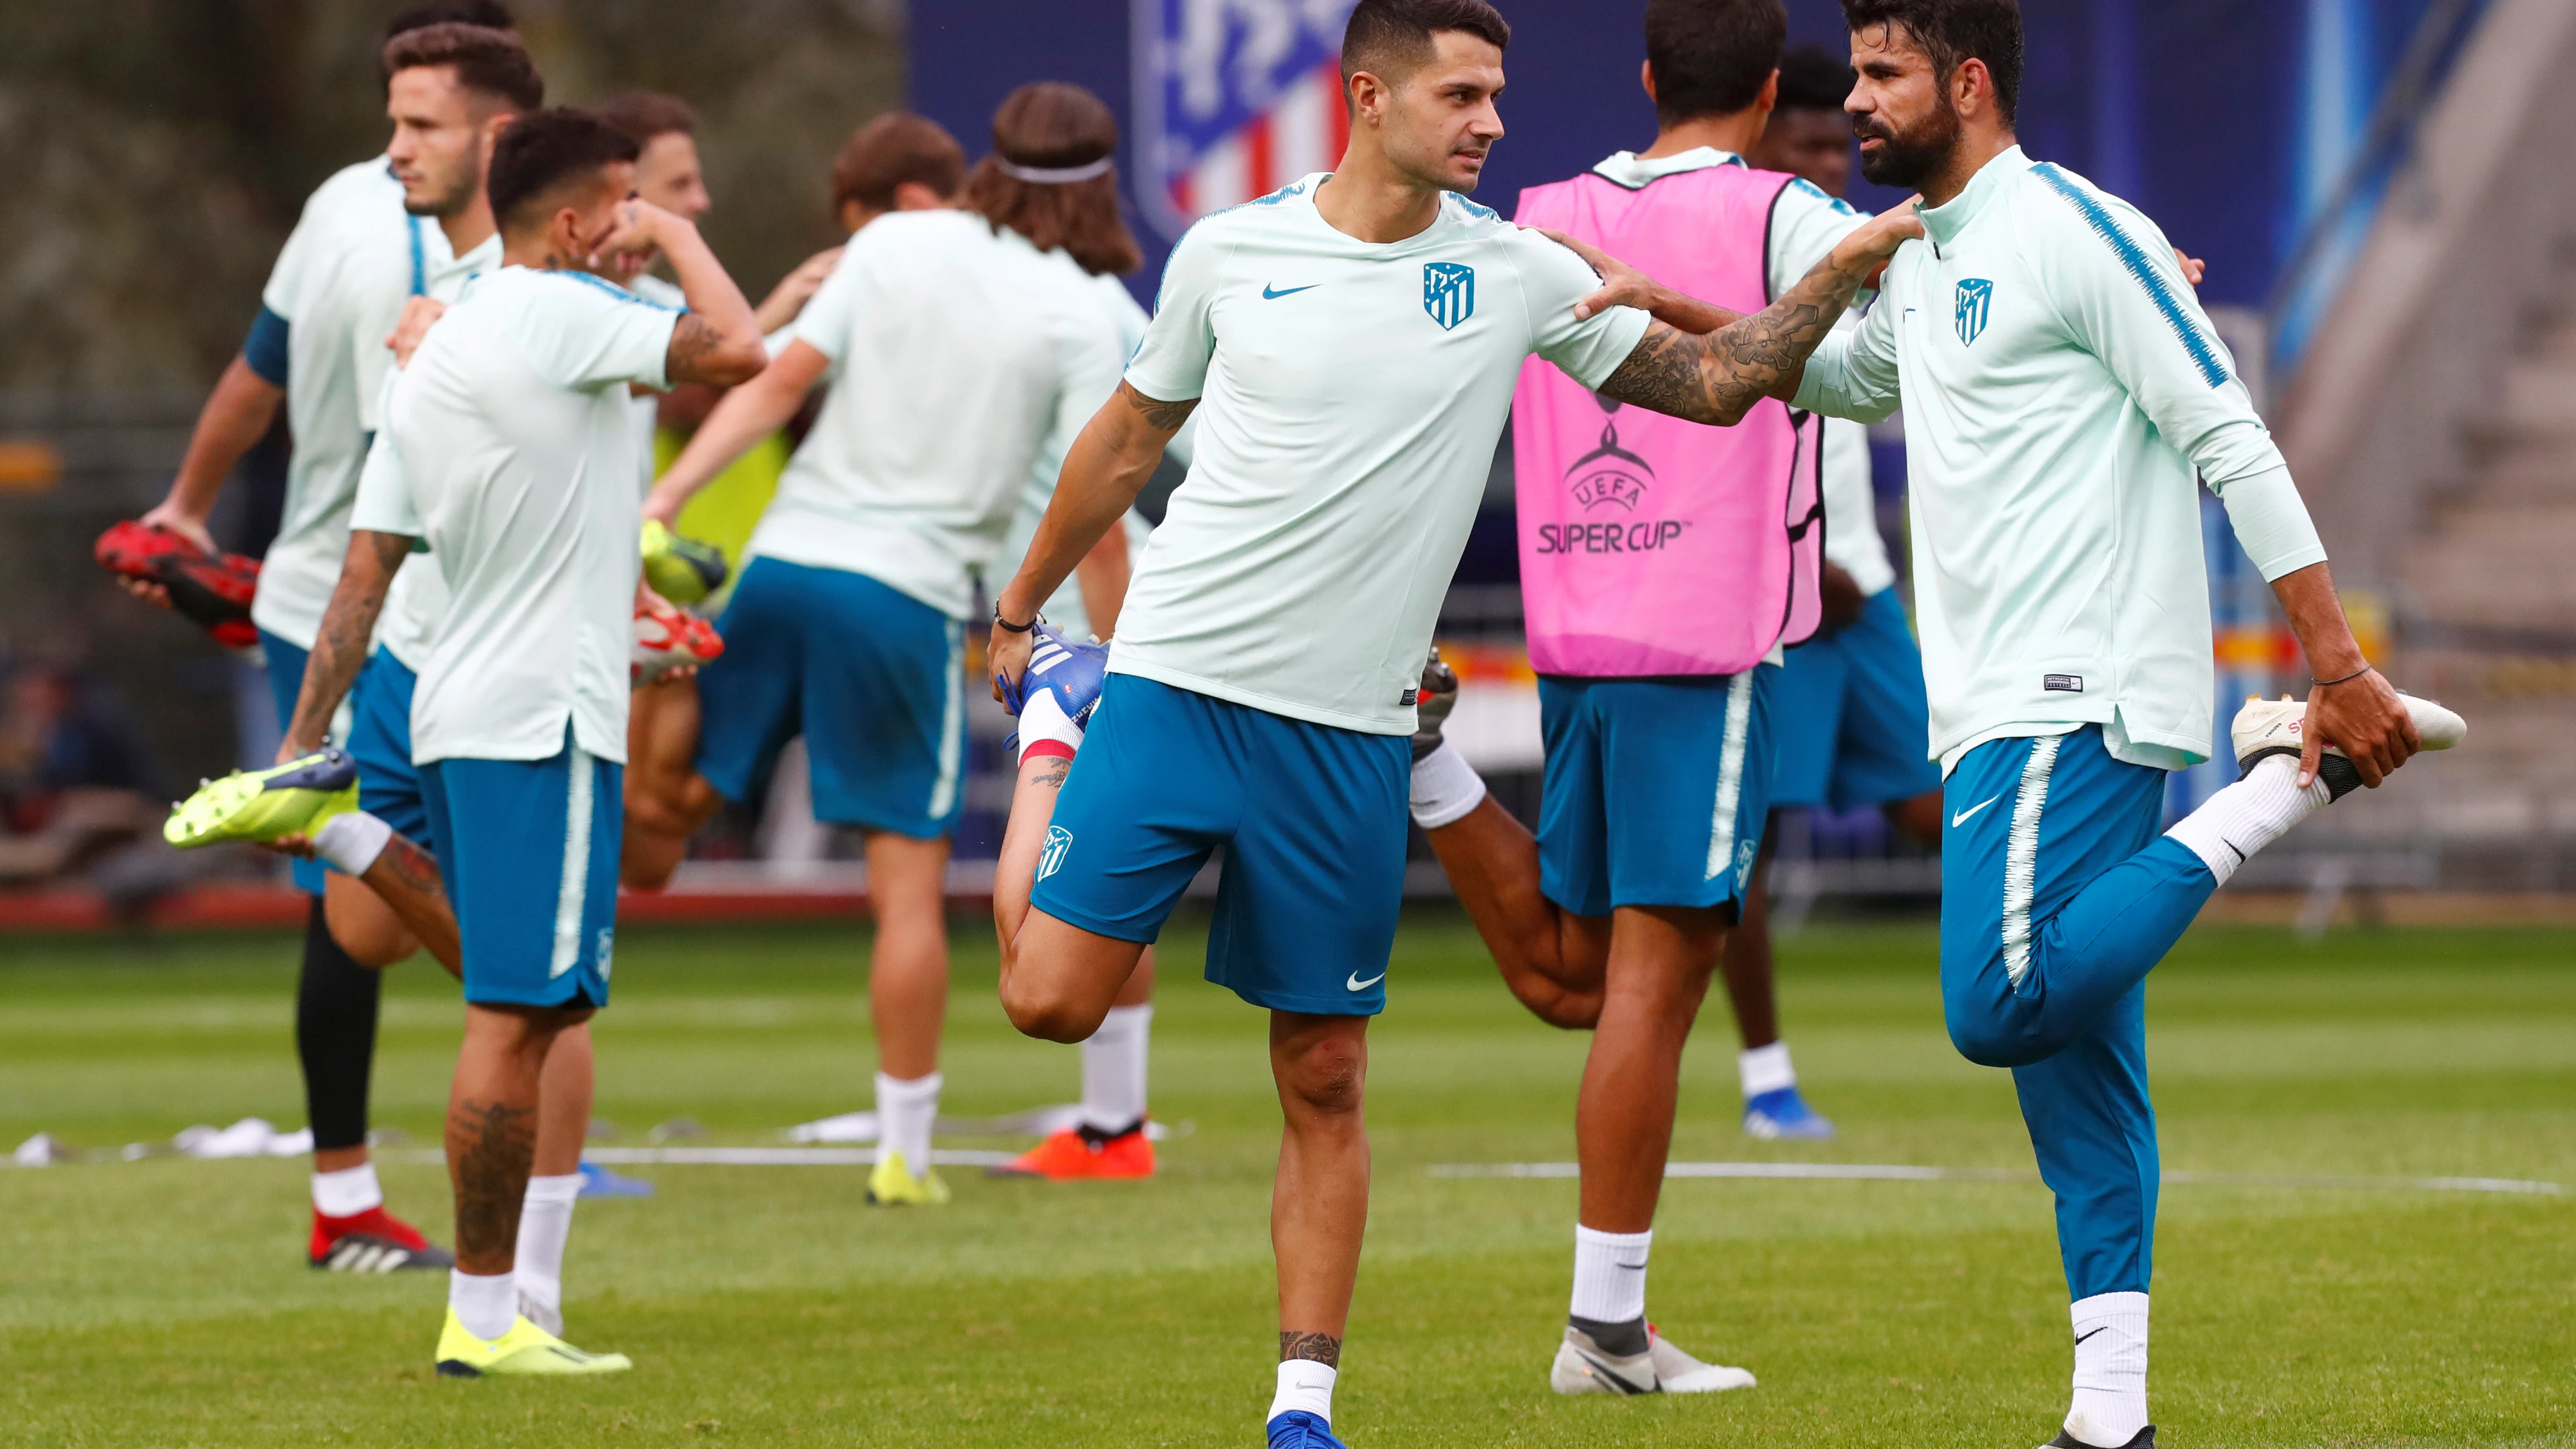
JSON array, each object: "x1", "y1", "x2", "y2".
[{"x1": 624, "y1": 93, "x2": 1140, "y2": 1208}]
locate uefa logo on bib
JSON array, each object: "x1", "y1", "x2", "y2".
[
  {"x1": 1037, "y1": 825, "x2": 1073, "y2": 883},
  {"x1": 1955, "y1": 278, "x2": 1995, "y2": 345},
  {"x1": 1423, "y1": 263, "x2": 1476, "y2": 330}
]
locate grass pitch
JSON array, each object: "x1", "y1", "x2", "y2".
[{"x1": 2, "y1": 911, "x2": 2570, "y2": 1447}]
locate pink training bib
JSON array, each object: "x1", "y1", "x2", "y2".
[{"x1": 1512, "y1": 163, "x2": 1824, "y2": 677}]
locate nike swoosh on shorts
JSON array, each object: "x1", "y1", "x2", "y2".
[
  {"x1": 1951, "y1": 794, "x2": 2005, "y2": 829},
  {"x1": 1346, "y1": 971, "x2": 1386, "y2": 991}
]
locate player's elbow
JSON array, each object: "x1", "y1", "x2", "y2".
[{"x1": 697, "y1": 337, "x2": 768, "y2": 389}]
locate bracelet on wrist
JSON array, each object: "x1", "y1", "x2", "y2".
[
  {"x1": 992, "y1": 607, "x2": 1035, "y2": 634},
  {"x1": 2312, "y1": 664, "x2": 2372, "y2": 688}
]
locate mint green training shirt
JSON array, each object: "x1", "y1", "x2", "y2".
[{"x1": 1795, "y1": 146, "x2": 2326, "y2": 774}]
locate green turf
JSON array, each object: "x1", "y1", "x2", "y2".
[{"x1": 2, "y1": 912, "x2": 2569, "y2": 1447}]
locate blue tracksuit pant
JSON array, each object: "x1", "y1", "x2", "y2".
[{"x1": 1939, "y1": 726, "x2": 2217, "y2": 1299}]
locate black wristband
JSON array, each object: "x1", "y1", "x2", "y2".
[
  {"x1": 993, "y1": 607, "x2": 1035, "y2": 634},
  {"x1": 2312, "y1": 665, "x2": 2372, "y2": 688}
]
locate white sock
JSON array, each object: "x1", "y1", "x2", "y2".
[
  {"x1": 1016, "y1": 688, "x2": 1084, "y2": 766},
  {"x1": 2066, "y1": 1292, "x2": 2149, "y2": 1446},
  {"x1": 1568, "y1": 1224, "x2": 1651, "y2": 1326},
  {"x1": 1409, "y1": 739, "x2": 1486, "y2": 829},
  {"x1": 310, "y1": 810, "x2": 393, "y2": 876},
  {"x1": 1738, "y1": 1041, "x2": 1796, "y2": 1098},
  {"x1": 2163, "y1": 755, "x2": 2330, "y2": 887},
  {"x1": 449, "y1": 1269, "x2": 516, "y2": 1342},
  {"x1": 1267, "y1": 1359, "x2": 1337, "y2": 1426},
  {"x1": 311, "y1": 1161, "x2": 384, "y2": 1217},
  {"x1": 875, "y1": 1070, "x2": 941, "y2": 1174},
  {"x1": 1079, "y1": 1004, "x2": 1152, "y2": 1133},
  {"x1": 512, "y1": 1173, "x2": 583, "y2": 1325}
]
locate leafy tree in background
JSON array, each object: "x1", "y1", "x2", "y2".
[{"x1": 0, "y1": 0, "x2": 902, "y2": 389}]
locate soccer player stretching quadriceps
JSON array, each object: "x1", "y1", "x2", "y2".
[
  {"x1": 980, "y1": 2, "x2": 1923, "y2": 1444},
  {"x1": 623, "y1": 90, "x2": 1141, "y2": 1207},
  {"x1": 275, "y1": 107, "x2": 766, "y2": 1374},
  {"x1": 128, "y1": 2, "x2": 525, "y2": 1274},
  {"x1": 1716, "y1": 2, "x2": 2461, "y2": 1442}
]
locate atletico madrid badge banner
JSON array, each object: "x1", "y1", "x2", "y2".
[{"x1": 1132, "y1": 0, "x2": 1360, "y2": 239}]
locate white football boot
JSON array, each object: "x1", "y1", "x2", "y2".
[
  {"x1": 1549, "y1": 1323, "x2": 1755, "y2": 1395},
  {"x1": 2231, "y1": 689, "x2": 2465, "y2": 799}
]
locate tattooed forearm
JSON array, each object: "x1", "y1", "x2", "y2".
[
  {"x1": 286, "y1": 531, "x2": 407, "y2": 751},
  {"x1": 666, "y1": 314, "x2": 721, "y2": 380},
  {"x1": 1597, "y1": 246, "x2": 1876, "y2": 426},
  {"x1": 1119, "y1": 380, "x2": 1197, "y2": 434},
  {"x1": 1280, "y1": 1331, "x2": 1342, "y2": 1368},
  {"x1": 447, "y1": 1098, "x2": 537, "y2": 1262}
]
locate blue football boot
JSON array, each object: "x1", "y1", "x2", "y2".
[
  {"x1": 1742, "y1": 1085, "x2": 1836, "y2": 1140},
  {"x1": 577, "y1": 1162, "x2": 656, "y2": 1198},
  {"x1": 997, "y1": 619, "x2": 1108, "y2": 727},
  {"x1": 1266, "y1": 1411, "x2": 1347, "y2": 1449}
]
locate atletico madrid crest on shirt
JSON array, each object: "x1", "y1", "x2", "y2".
[
  {"x1": 1423, "y1": 262, "x2": 1475, "y2": 330},
  {"x1": 1955, "y1": 277, "x2": 1995, "y2": 345},
  {"x1": 1132, "y1": 0, "x2": 1359, "y2": 240}
]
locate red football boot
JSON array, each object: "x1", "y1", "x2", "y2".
[
  {"x1": 95, "y1": 520, "x2": 262, "y2": 652},
  {"x1": 309, "y1": 1204, "x2": 455, "y2": 1272},
  {"x1": 986, "y1": 1121, "x2": 1156, "y2": 1181},
  {"x1": 632, "y1": 599, "x2": 724, "y2": 685}
]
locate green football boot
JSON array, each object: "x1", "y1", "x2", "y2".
[
  {"x1": 640, "y1": 520, "x2": 729, "y2": 606},
  {"x1": 163, "y1": 748, "x2": 359, "y2": 849}
]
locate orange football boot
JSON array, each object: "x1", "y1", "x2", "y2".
[{"x1": 988, "y1": 1123, "x2": 1155, "y2": 1180}]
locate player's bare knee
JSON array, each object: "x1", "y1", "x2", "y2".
[
  {"x1": 999, "y1": 974, "x2": 1101, "y2": 1044},
  {"x1": 1277, "y1": 1037, "x2": 1366, "y2": 1119}
]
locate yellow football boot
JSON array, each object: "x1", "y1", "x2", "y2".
[
  {"x1": 866, "y1": 1150, "x2": 951, "y2": 1206},
  {"x1": 163, "y1": 748, "x2": 358, "y2": 849},
  {"x1": 434, "y1": 1309, "x2": 633, "y2": 1378}
]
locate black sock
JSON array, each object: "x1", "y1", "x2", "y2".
[
  {"x1": 1570, "y1": 1313, "x2": 1650, "y2": 1357},
  {"x1": 296, "y1": 899, "x2": 380, "y2": 1157}
]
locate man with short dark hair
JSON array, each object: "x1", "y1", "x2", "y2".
[
  {"x1": 127, "y1": 1, "x2": 528, "y2": 1277},
  {"x1": 1406, "y1": 0, "x2": 1872, "y2": 1396},
  {"x1": 1773, "y1": 3, "x2": 2461, "y2": 1443},
  {"x1": 286, "y1": 105, "x2": 765, "y2": 1374},
  {"x1": 979, "y1": 1, "x2": 1923, "y2": 1441}
]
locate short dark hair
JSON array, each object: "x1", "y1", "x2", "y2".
[
  {"x1": 1643, "y1": 0, "x2": 1787, "y2": 124},
  {"x1": 488, "y1": 108, "x2": 639, "y2": 234},
  {"x1": 383, "y1": 22, "x2": 545, "y2": 115},
  {"x1": 1342, "y1": 0, "x2": 1511, "y2": 87},
  {"x1": 965, "y1": 82, "x2": 1142, "y2": 278},
  {"x1": 594, "y1": 91, "x2": 700, "y2": 148},
  {"x1": 1775, "y1": 42, "x2": 1857, "y2": 114},
  {"x1": 829, "y1": 113, "x2": 967, "y2": 216},
  {"x1": 379, "y1": 3, "x2": 515, "y2": 86},
  {"x1": 1840, "y1": 0, "x2": 2022, "y2": 124}
]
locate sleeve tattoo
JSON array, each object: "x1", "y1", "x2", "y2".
[
  {"x1": 666, "y1": 314, "x2": 721, "y2": 380},
  {"x1": 1120, "y1": 380, "x2": 1197, "y2": 433},
  {"x1": 1596, "y1": 248, "x2": 1876, "y2": 426},
  {"x1": 293, "y1": 531, "x2": 409, "y2": 745}
]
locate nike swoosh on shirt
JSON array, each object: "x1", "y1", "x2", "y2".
[
  {"x1": 1346, "y1": 971, "x2": 1386, "y2": 991},
  {"x1": 1951, "y1": 794, "x2": 2005, "y2": 829},
  {"x1": 1263, "y1": 283, "x2": 1319, "y2": 299}
]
